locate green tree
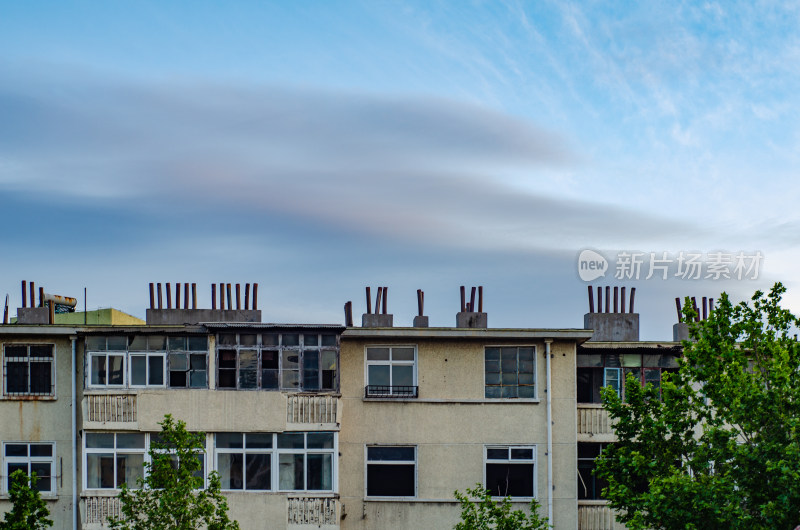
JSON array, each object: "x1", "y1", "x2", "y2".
[
  {"x1": 109, "y1": 415, "x2": 239, "y2": 530},
  {"x1": 453, "y1": 484, "x2": 549, "y2": 530},
  {"x1": 596, "y1": 283, "x2": 800, "y2": 530},
  {"x1": 0, "y1": 470, "x2": 53, "y2": 530}
]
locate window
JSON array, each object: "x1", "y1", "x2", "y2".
[
  {"x1": 86, "y1": 335, "x2": 207, "y2": 389},
  {"x1": 485, "y1": 446, "x2": 535, "y2": 498},
  {"x1": 216, "y1": 332, "x2": 338, "y2": 392},
  {"x1": 3, "y1": 344, "x2": 54, "y2": 397},
  {"x1": 578, "y1": 443, "x2": 608, "y2": 500},
  {"x1": 484, "y1": 347, "x2": 535, "y2": 398},
  {"x1": 577, "y1": 351, "x2": 680, "y2": 403},
  {"x1": 84, "y1": 433, "x2": 146, "y2": 489},
  {"x1": 366, "y1": 446, "x2": 416, "y2": 497},
  {"x1": 215, "y1": 432, "x2": 335, "y2": 492},
  {"x1": 3, "y1": 442, "x2": 55, "y2": 494},
  {"x1": 365, "y1": 346, "x2": 417, "y2": 397}
]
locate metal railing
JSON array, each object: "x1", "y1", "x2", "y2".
[
  {"x1": 287, "y1": 496, "x2": 339, "y2": 526},
  {"x1": 577, "y1": 405, "x2": 614, "y2": 437},
  {"x1": 87, "y1": 394, "x2": 137, "y2": 422},
  {"x1": 84, "y1": 496, "x2": 122, "y2": 524},
  {"x1": 364, "y1": 385, "x2": 418, "y2": 398},
  {"x1": 287, "y1": 394, "x2": 338, "y2": 424},
  {"x1": 578, "y1": 503, "x2": 626, "y2": 529}
]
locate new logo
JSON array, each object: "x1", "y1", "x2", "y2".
[{"x1": 578, "y1": 249, "x2": 608, "y2": 282}]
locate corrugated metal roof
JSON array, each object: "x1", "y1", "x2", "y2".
[{"x1": 201, "y1": 322, "x2": 346, "y2": 331}]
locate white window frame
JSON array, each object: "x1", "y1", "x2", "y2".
[
  {"x1": 483, "y1": 445, "x2": 537, "y2": 499},
  {"x1": 2, "y1": 343, "x2": 56, "y2": 398},
  {"x1": 87, "y1": 352, "x2": 127, "y2": 388},
  {"x1": 364, "y1": 345, "x2": 418, "y2": 397},
  {"x1": 128, "y1": 352, "x2": 167, "y2": 388},
  {"x1": 83, "y1": 432, "x2": 148, "y2": 491},
  {"x1": 3, "y1": 441, "x2": 56, "y2": 496},
  {"x1": 364, "y1": 445, "x2": 417, "y2": 498},
  {"x1": 213, "y1": 432, "x2": 337, "y2": 493},
  {"x1": 214, "y1": 433, "x2": 273, "y2": 491},
  {"x1": 484, "y1": 346, "x2": 537, "y2": 399}
]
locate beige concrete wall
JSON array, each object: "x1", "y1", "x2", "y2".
[
  {"x1": 339, "y1": 336, "x2": 580, "y2": 530},
  {"x1": 0, "y1": 334, "x2": 75, "y2": 530}
]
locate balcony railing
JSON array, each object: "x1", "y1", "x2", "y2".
[
  {"x1": 364, "y1": 385, "x2": 418, "y2": 398},
  {"x1": 87, "y1": 394, "x2": 137, "y2": 423},
  {"x1": 577, "y1": 404, "x2": 614, "y2": 438},
  {"x1": 578, "y1": 503, "x2": 626, "y2": 530},
  {"x1": 287, "y1": 394, "x2": 338, "y2": 424},
  {"x1": 84, "y1": 496, "x2": 122, "y2": 524},
  {"x1": 287, "y1": 496, "x2": 339, "y2": 526}
]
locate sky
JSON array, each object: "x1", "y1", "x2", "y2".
[{"x1": 2, "y1": 1, "x2": 800, "y2": 338}]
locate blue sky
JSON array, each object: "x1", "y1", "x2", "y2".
[{"x1": 2, "y1": 1, "x2": 799, "y2": 338}]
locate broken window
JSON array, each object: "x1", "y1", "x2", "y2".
[
  {"x1": 215, "y1": 332, "x2": 338, "y2": 392},
  {"x1": 577, "y1": 351, "x2": 679, "y2": 403},
  {"x1": 485, "y1": 346, "x2": 535, "y2": 399},
  {"x1": 3, "y1": 344, "x2": 54, "y2": 397}
]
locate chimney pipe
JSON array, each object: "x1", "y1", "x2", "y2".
[
  {"x1": 478, "y1": 286, "x2": 483, "y2": 313},
  {"x1": 470, "y1": 287, "x2": 476, "y2": 314},
  {"x1": 39, "y1": 287, "x2": 44, "y2": 309},
  {"x1": 226, "y1": 284, "x2": 232, "y2": 310},
  {"x1": 236, "y1": 284, "x2": 241, "y2": 310},
  {"x1": 417, "y1": 289, "x2": 424, "y2": 316},
  {"x1": 253, "y1": 283, "x2": 258, "y2": 310},
  {"x1": 382, "y1": 286, "x2": 388, "y2": 315},
  {"x1": 21, "y1": 280, "x2": 27, "y2": 308},
  {"x1": 375, "y1": 287, "x2": 383, "y2": 316},
  {"x1": 613, "y1": 286, "x2": 618, "y2": 313},
  {"x1": 675, "y1": 297, "x2": 682, "y2": 322},
  {"x1": 605, "y1": 286, "x2": 610, "y2": 313},
  {"x1": 184, "y1": 283, "x2": 189, "y2": 310},
  {"x1": 192, "y1": 283, "x2": 197, "y2": 309},
  {"x1": 174, "y1": 283, "x2": 180, "y2": 309},
  {"x1": 219, "y1": 283, "x2": 225, "y2": 309},
  {"x1": 621, "y1": 287, "x2": 626, "y2": 313},
  {"x1": 245, "y1": 284, "x2": 250, "y2": 310},
  {"x1": 344, "y1": 301, "x2": 353, "y2": 327},
  {"x1": 30, "y1": 281, "x2": 36, "y2": 308},
  {"x1": 588, "y1": 285, "x2": 594, "y2": 313},
  {"x1": 211, "y1": 284, "x2": 217, "y2": 310},
  {"x1": 597, "y1": 286, "x2": 603, "y2": 314},
  {"x1": 460, "y1": 286, "x2": 466, "y2": 312},
  {"x1": 166, "y1": 283, "x2": 172, "y2": 309},
  {"x1": 366, "y1": 287, "x2": 372, "y2": 314},
  {"x1": 157, "y1": 283, "x2": 163, "y2": 309},
  {"x1": 149, "y1": 283, "x2": 155, "y2": 309},
  {"x1": 629, "y1": 288, "x2": 636, "y2": 313},
  {"x1": 702, "y1": 296, "x2": 708, "y2": 320}
]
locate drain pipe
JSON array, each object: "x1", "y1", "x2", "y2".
[
  {"x1": 545, "y1": 339, "x2": 553, "y2": 525},
  {"x1": 70, "y1": 335, "x2": 77, "y2": 530}
]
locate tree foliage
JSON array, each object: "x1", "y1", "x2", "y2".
[
  {"x1": 109, "y1": 415, "x2": 239, "y2": 530},
  {"x1": 0, "y1": 470, "x2": 53, "y2": 530},
  {"x1": 596, "y1": 283, "x2": 800, "y2": 529},
  {"x1": 453, "y1": 484, "x2": 549, "y2": 530}
]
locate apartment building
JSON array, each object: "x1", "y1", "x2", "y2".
[{"x1": 0, "y1": 282, "x2": 685, "y2": 529}]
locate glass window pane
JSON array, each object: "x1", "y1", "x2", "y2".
[
  {"x1": 392, "y1": 365, "x2": 414, "y2": 387},
  {"x1": 239, "y1": 334, "x2": 257, "y2": 347},
  {"x1": 245, "y1": 433, "x2": 272, "y2": 449},
  {"x1": 91, "y1": 355, "x2": 106, "y2": 385},
  {"x1": 86, "y1": 337, "x2": 105, "y2": 350},
  {"x1": 303, "y1": 334, "x2": 319, "y2": 347},
  {"x1": 262, "y1": 333, "x2": 279, "y2": 346},
  {"x1": 170, "y1": 353, "x2": 188, "y2": 371},
  {"x1": 218, "y1": 453, "x2": 243, "y2": 490},
  {"x1": 486, "y1": 463, "x2": 533, "y2": 497},
  {"x1": 518, "y1": 347, "x2": 534, "y2": 361},
  {"x1": 320, "y1": 335, "x2": 336, "y2": 346},
  {"x1": 368, "y1": 365, "x2": 390, "y2": 386},
  {"x1": 278, "y1": 454, "x2": 304, "y2": 490},
  {"x1": 391, "y1": 348, "x2": 415, "y2": 361},
  {"x1": 622, "y1": 354, "x2": 642, "y2": 367},
  {"x1": 216, "y1": 433, "x2": 243, "y2": 449},
  {"x1": 86, "y1": 453, "x2": 115, "y2": 489},
  {"x1": 518, "y1": 385, "x2": 536, "y2": 398},
  {"x1": 577, "y1": 354, "x2": 603, "y2": 367},
  {"x1": 511, "y1": 448, "x2": 533, "y2": 460},
  {"x1": 281, "y1": 370, "x2": 300, "y2": 389},
  {"x1": 501, "y1": 348, "x2": 517, "y2": 372},
  {"x1": 366, "y1": 348, "x2": 389, "y2": 361},
  {"x1": 108, "y1": 355, "x2": 124, "y2": 385},
  {"x1": 188, "y1": 336, "x2": 207, "y2": 351},
  {"x1": 307, "y1": 432, "x2": 334, "y2": 449},
  {"x1": 277, "y1": 433, "x2": 305, "y2": 449},
  {"x1": 107, "y1": 337, "x2": 127, "y2": 351},
  {"x1": 5, "y1": 444, "x2": 27, "y2": 457},
  {"x1": 30, "y1": 444, "x2": 52, "y2": 457},
  {"x1": 367, "y1": 446, "x2": 415, "y2": 461},
  {"x1": 261, "y1": 369, "x2": 279, "y2": 389},
  {"x1": 303, "y1": 351, "x2": 319, "y2": 371},
  {"x1": 282, "y1": 352, "x2": 299, "y2": 370},
  {"x1": 30, "y1": 362, "x2": 52, "y2": 394},
  {"x1": 238, "y1": 352, "x2": 258, "y2": 389},
  {"x1": 129, "y1": 336, "x2": 147, "y2": 351},
  {"x1": 148, "y1": 335, "x2": 166, "y2": 350},
  {"x1": 130, "y1": 356, "x2": 147, "y2": 386},
  {"x1": 307, "y1": 454, "x2": 332, "y2": 490},
  {"x1": 303, "y1": 370, "x2": 320, "y2": 391},
  {"x1": 190, "y1": 354, "x2": 206, "y2": 370},
  {"x1": 485, "y1": 347, "x2": 500, "y2": 360},
  {"x1": 29, "y1": 345, "x2": 52, "y2": 358},
  {"x1": 486, "y1": 448, "x2": 508, "y2": 460},
  {"x1": 117, "y1": 433, "x2": 145, "y2": 449},
  {"x1": 189, "y1": 370, "x2": 207, "y2": 388},
  {"x1": 30, "y1": 462, "x2": 51, "y2": 492},
  {"x1": 148, "y1": 356, "x2": 164, "y2": 385},
  {"x1": 367, "y1": 464, "x2": 415, "y2": 496},
  {"x1": 86, "y1": 433, "x2": 115, "y2": 449},
  {"x1": 117, "y1": 453, "x2": 144, "y2": 488},
  {"x1": 245, "y1": 453, "x2": 270, "y2": 490},
  {"x1": 218, "y1": 334, "x2": 237, "y2": 346},
  {"x1": 282, "y1": 334, "x2": 299, "y2": 347},
  {"x1": 485, "y1": 386, "x2": 502, "y2": 398},
  {"x1": 168, "y1": 336, "x2": 187, "y2": 351}
]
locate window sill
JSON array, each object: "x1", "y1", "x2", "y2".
[
  {"x1": 0, "y1": 395, "x2": 56, "y2": 401},
  {"x1": 578, "y1": 499, "x2": 610, "y2": 506},
  {"x1": 363, "y1": 397, "x2": 540, "y2": 404},
  {"x1": 0, "y1": 494, "x2": 58, "y2": 501}
]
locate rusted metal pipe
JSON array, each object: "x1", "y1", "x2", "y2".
[
  {"x1": 184, "y1": 283, "x2": 189, "y2": 310},
  {"x1": 39, "y1": 287, "x2": 44, "y2": 308},
  {"x1": 417, "y1": 289, "x2": 424, "y2": 316},
  {"x1": 245, "y1": 284, "x2": 250, "y2": 310},
  {"x1": 605, "y1": 286, "x2": 610, "y2": 313},
  {"x1": 30, "y1": 281, "x2": 36, "y2": 308},
  {"x1": 192, "y1": 283, "x2": 197, "y2": 309},
  {"x1": 227, "y1": 284, "x2": 232, "y2": 310},
  {"x1": 478, "y1": 286, "x2": 483, "y2": 313},
  {"x1": 21, "y1": 281, "x2": 27, "y2": 308},
  {"x1": 709, "y1": 298, "x2": 714, "y2": 315},
  {"x1": 675, "y1": 297, "x2": 682, "y2": 322},
  {"x1": 691, "y1": 297, "x2": 699, "y2": 322},
  {"x1": 48, "y1": 300, "x2": 54, "y2": 324},
  {"x1": 588, "y1": 285, "x2": 594, "y2": 313},
  {"x1": 149, "y1": 283, "x2": 155, "y2": 309},
  {"x1": 460, "y1": 286, "x2": 466, "y2": 312},
  {"x1": 382, "y1": 286, "x2": 388, "y2": 314},
  {"x1": 212, "y1": 284, "x2": 217, "y2": 310},
  {"x1": 597, "y1": 286, "x2": 603, "y2": 314},
  {"x1": 166, "y1": 283, "x2": 172, "y2": 309},
  {"x1": 621, "y1": 287, "x2": 626, "y2": 313},
  {"x1": 629, "y1": 287, "x2": 636, "y2": 313},
  {"x1": 253, "y1": 283, "x2": 258, "y2": 310},
  {"x1": 470, "y1": 287, "x2": 476, "y2": 313},
  {"x1": 236, "y1": 284, "x2": 241, "y2": 310},
  {"x1": 613, "y1": 286, "x2": 618, "y2": 313},
  {"x1": 3, "y1": 294, "x2": 8, "y2": 324},
  {"x1": 157, "y1": 283, "x2": 163, "y2": 309},
  {"x1": 366, "y1": 287, "x2": 372, "y2": 314},
  {"x1": 219, "y1": 283, "x2": 225, "y2": 310},
  {"x1": 344, "y1": 301, "x2": 353, "y2": 327},
  {"x1": 174, "y1": 283, "x2": 180, "y2": 309},
  {"x1": 702, "y1": 296, "x2": 708, "y2": 320},
  {"x1": 375, "y1": 287, "x2": 383, "y2": 316}
]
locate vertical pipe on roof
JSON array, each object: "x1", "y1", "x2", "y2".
[
  {"x1": 382, "y1": 286, "x2": 388, "y2": 315},
  {"x1": 220, "y1": 283, "x2": 225, "y2": 310},
  {"x1": 478, "y1": 286, "x2": 483, "y2": 313},
  {"x1": 226, "y1": 284, "x2": 232, "y2": 310},
  {"x1": 236, "y1": 284, "x2": 241, "y2": 310},
  {"x1": 588, "y1": 285, "x2": 594, "y2": 313},
  {"x1": 253, "y1": 283, "x2": 259, "y2": 310},
  {"x1": 157, "y1": 283, "x2": 163, "y2": 309},
  {"x1": 613, "y1": 286, "x2": 618, "y2": 313},
  {"x1": 192, "y1": 283, "x2": 197, "y2": 309},
  {"x1": 597, "y1": 287, "x2": 603, "y2": 314},
  {"x1": 212, "y1": 284, "x2": 217, "y2": 310},
  {"x1": 245, "y1": 284, "x2": 250, "y2": 310},
  {"x1": 149, "y1": 283, "x2": 155, "y2": 309},
  {"x1": 21, "y1": 280, "x2": 27, "y2": 308},
  {"x1": 629, "y1": 288, "x2": 636, "y2": 313},
  {"x1": 184, "y1": 283, "x2": 189, "y2": 310},
  {"x1": 166, "y1": 283, "x2": 172, "y2": 309},
  {"x1": 30, "y1": 281, "x2": 36, "y2": 308},
  {"x1": 460, "y1": 286, "x2": 466, "y2": 312},
  {"x1": 605, "y1": 286, "x2": 610, "y2": 313},
  {"x1": 366, "y1": 287, "x2": 372, "y2": 314},
  {"x1": 621, "y1": 287, "x2": 627, "y2": 313}
]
